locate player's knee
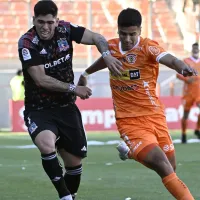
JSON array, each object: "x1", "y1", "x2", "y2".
[
  {"x1": 34, "y1": 131, "x2": 56, "y2": 154},
  {"x1": 139, "y1": 145, "x2": 174, "y2": 177},
  {"x1": 146, "y1": 157, "x2": 174, "y2": 177},
  {"x1": 37, "y1": 140, "x2": 56, "y2": 154}
]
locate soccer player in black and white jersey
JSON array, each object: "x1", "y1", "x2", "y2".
[{"x1": 18, "y1": 1, "x2": 122, "y2": 200}]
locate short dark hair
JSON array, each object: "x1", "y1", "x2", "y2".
[
  {"x1": 34, "y1": 0, "x2": 58, "y2": 17},
  {"x1": 118, "y1": 8, "x2": 142, "y2": 27},
  {"x1": 16, "y1": 69, "x2": 22, "y2": 76},
  {"x1": 192, "y1": 42, "x2": 199, "y2": 48}
]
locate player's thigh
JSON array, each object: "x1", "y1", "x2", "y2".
[
  {"x1": 55, "y1": 104, "x2": 87, "y2": 159},
  {"x1": 183, "y1": 96, "x2": 194, "y2": 112},
  {"x1": 140, "y1": 145, "x2": 174, "y2": 177},
  {"x1": 24, "y1": 110, "x2": 58, "y2": 153},
  {"x1": 34, "y1": 130, "x2": 57, "y2": 154},
  {"x1": 116, "y1": 117, "x2": 158, "y2": 161},
  {"x1": 167, "y1": 152, "x2": 176, "y2": 171},
  {"x1": 151, "y1": 115, "x2": 176, "y2": 170}
]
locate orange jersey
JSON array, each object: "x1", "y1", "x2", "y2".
[
  {"x1": 108, "y1": 36, "x2": 168, "y2": 118},
  {"x1": 177, "y1": 57, "x2": 200, "y2": 96}
]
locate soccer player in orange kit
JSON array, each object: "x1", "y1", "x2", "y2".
[
  {"x1": 78, "y1": 8, "x2": 197, "y2": 199},
  {"x1": 177, "y1": 43, "x2": 200, "y2": 143}
]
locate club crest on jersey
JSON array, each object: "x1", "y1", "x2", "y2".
[
  {"x1": 126, "y1": 53, "x2": 137, "y2": 64},
  {"x1": 57, "y1": 38, "x2": 69, "y2": 52},
  {"x1": 149, "y1": 46, "x2": 160, "y2": 55}
]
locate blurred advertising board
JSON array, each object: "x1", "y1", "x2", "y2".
[{"x1": 9, "y1": 97, "x2": 199, "y2": 132}]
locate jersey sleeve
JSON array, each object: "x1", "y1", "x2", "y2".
[
  {"x1": 18, "y1": 37, "x2": 43, "y2": 70},
  {"x1": 145, "y1": 39, "x2": 169, "y2": 63},
  {"x1": 70, "y1": 23, "x2": 85, "y2": 43}
]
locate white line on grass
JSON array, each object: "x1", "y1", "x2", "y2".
[
  {"x1": 0, "y1": 161, "x2": 125, "y2": 168},
  {"x1": 0, "y1": 139, "x2": 199, "y2": 149}
]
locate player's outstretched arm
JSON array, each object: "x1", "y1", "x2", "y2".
[
  {"x1": 77, "y1": 57, "x2": 106, "y2": 87},
  {"x1": 27, "y1": 65, "x2": 92, "y2": 99},
  {"x1": 176, "y1": 73, "x2": 188, "y2": 82},
  {"x1": 159, "y1": 54, "x2": 197, "y2": 77},
  {"x1": 80, "y1": 29, "x2": 122, "y2": 76}
]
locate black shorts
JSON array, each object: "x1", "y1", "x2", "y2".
[{"x1": 24, "y1": 103, "x2": 87, "y2": 158}]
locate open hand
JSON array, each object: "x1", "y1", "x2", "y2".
[
  {"x1": 103, "y1": 55, "x2": 123, "y2": 76},
  {"x1": 181, "y1": 65, "x2": 197, "y2": 77}
]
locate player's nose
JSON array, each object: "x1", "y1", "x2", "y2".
[
  {"x1": 125, "y1": 35, "x2": 131, "y2": 43},
  {"x1": 42, "y1": 23, "x2": 49, "y2": 30}
]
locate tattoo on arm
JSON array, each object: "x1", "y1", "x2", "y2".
[
  {"x1": 49, "y1": 76, "x2": 68, "y2": 89},
  {"x1": 95, "y1": 34, "x2": 109, "y2": 53},
  {"x1": 43, "y1": 76, "x2": 71, "y2": 92}
]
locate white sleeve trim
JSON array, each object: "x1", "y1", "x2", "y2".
[{"x1": 156, "y1": 52, "x2": 169, "y2": 62}]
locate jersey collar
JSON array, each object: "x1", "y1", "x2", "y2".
[
  {"x1": 190, "y1": 56, "x2": 200, "y2": 63},
  {"x1": 119, "y1": 36, "x2": 140, "y2": 55}
]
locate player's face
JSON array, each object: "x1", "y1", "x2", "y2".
[
  {"x1": 192, "y1": 46, "x2": 199, "y2": 59},
  {"x1": 118, "y1": 26, "x2": 141, "y2": 51},
  {"x1": 33, "y1": 14, "x2": 59, "y2": 40}
]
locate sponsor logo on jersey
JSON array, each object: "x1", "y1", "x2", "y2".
[
  {"x1": 81, "y1": 146, "x2": 87, "y2": 151},
  {"x1": 143, "y1": 81, "x2": 157, "y2": 106},
  {"x1": 44, "y1": 54, "x2": 70, "y2": 68},
  {"x1": 40, "y1": 48, "x2": 47, "y2": 54},
  {"x1": 57, "y1": 38, "x2": 69, "y2": 52},
  {"x1": 32, "y1": 36, "x2": 39, "y2": 45},
  {"x1": 110, "y1": 69, "x2": 140, "y2": 80},
  {"x1": 133, "y1": 141, "x2": 142, "y2": 152},
  {"x1": 112, "y1": 84, "x2": 139, "y2": 92},
  {"x1": 22, "y1": 48, "x2": 31, "y2": 61}
]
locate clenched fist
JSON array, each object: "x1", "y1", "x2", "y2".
[{"x1": 75, "y1": 86, "x2": 92, "y2": 100}]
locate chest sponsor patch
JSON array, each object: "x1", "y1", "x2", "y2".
[
  {"x1": 110, "y1": 69, "x2": 140, "y2": 80},
  {"x1": 22, "y1": 48, "x2": 31, "y2": 61},
  {"x1": 129, "y1": 69, "x2": 140, "y2": 80}
]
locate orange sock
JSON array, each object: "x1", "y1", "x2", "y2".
[{"x1": 162, "y1": 173, "x2": 194, "y2": 200}]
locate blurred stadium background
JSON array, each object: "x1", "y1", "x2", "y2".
[
  {"x1": 0, "y1": 1, "x2": 200, "y2": 199},
  {"x1": 0, "y1": 0, "x2": 200, "y2": 130}
]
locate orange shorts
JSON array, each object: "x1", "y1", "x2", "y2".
[
  {"x1": 116, "y1": 114, "x2": 175, "y2": 161},
  {"x1": 182, "y1": 95, "x2": 200, "y2": 111}
]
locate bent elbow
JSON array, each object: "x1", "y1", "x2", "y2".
[{"x1": 34, "y1": 79, "x2": 44, "y2": 88}]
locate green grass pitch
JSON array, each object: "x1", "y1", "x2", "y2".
[{"x1": 0, "y1": 130, "x2": 199, "y2": 200}]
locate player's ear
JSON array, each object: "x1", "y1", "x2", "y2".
[
  {"x1": 33, "y1": 16, "x2": 36, "y2": 26},
  {"x1": 56, "y1": 18, "x2": 59, "y2": 27},
  {"x1": 139, "y1": 26, "x2": 141, "y2": 35}
]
